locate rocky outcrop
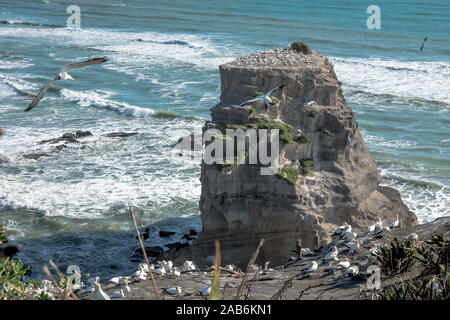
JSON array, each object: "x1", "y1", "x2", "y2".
[{"x1": 187, "y1": 45, "x2": 418, "y2": 267}]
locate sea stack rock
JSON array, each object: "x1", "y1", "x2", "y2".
[{"x1": 187, "y1": 45, "x2": 418, "y2": 267}]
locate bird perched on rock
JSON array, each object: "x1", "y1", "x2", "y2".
[
  {"x1": 302, "y1": 261, "x2": 318, "y2": 273},
  {"x1": 337, "y1": 258, "x2": 350, "y2": 269},
  {"x1": 344, "y1": 226, "x2": 357, "y2": 241},
  {"x1": 110, "y1": 289, "x2": 125, "y2": 299},
  {"x1": 369, "y1": 243, "x2": 378, "y2": 255},
  {"x1": 0, "y1": 243, "x2": 22, "y2": 258},
  {"x1": 201, "y1": 285, "x2": 211, "y2": 296},
  {"x1": 375, "y1": 227, "x2": 390, "y2": 237},
  {"x1": 389, "y1": 214, "x2": 400, "y2": 229},
  {"x1": 94, "y1": 279, "x2": 110, "y2": 300},
  {"x1": 366, "y1": 221, "x2": 376, "y2": 234},
  {"x1": 333, "y1": 222, "x2": 349, "y2": 235},
  {"x1": 109, "y1": 276, "x2": 126, "y2": 285},
  {"x1": 375, "y1": 217, "x2": 383, "y2": 229},
  {"x1": 166, "y1": 286, "x2": 182, "y2": 295},
  {"x1": 346, "y1": 265, "x2": 359, "y2": 276},
  {"x1": 404, "y1": 233, "x2": 419, "y2": 242},
  {"x1": 344, "y1": 241, "x2": 360, "y2": 252},
  {"x1": 324, "y1": 246, "x2": 339, "y2": 261}
]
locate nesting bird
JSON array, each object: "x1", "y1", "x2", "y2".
[
  {"x1": 344, "y1": 226, "x2": 357, "y2": 241},
  {"x1": 333, "y1": 222, "x2": 349, "y2": 235},
  {"x1": 369, "y1": 243, "x2": 378, "y2": 255},
  {"x1": 337, "y1": 258, "x2": 350, "y2": 269},
  {"x1": 324, "y1": 246, "x2": 339, "y2": 261},
  {"x1": 182, "y1": 261, "x2": 196, "y2": 272},
  {"x1": 366, "y1": 221, "x2": 376, "y2": 234},
  {"x1": 302, "y1": 261, "x2": 318, "y2": 273},
  {"x1": 166, "y1": 286, "x2": 182, "y2": 295},
  {"x1": 346, "y1": 265, "x2": 359, "y2": 276},
  {"x1": 344, "y1": 241, "x2": 360, "y2": 251},
  {"x1": 94, "y1": 279, "x2": 111, "y2": 300},
  {"x1": 389, "y1": 214, "x2": 400, "y2": 229}
]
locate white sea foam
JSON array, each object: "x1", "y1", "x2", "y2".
[
  {"x1": 59, "y1": 89, "x2": 156, "y2": 117},
  {"x1": 331, "y1": 57, "x2": 450, "y2": 105}
]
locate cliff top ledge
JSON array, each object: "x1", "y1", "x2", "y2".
[{"x1": 229, "y1": 44, "x2": 325, "y2": 68}]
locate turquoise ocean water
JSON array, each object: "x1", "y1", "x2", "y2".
[{"x1": 0, "y1": 0, "x2": 449, "y2": 279}]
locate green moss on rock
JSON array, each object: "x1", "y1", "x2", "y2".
[
  {"x1": 291, "y1": 42, "x2": 312, "y2": 55},
  {"x1": 300, "y1": 159, "x2": 315, "y2": 175},
  {"x1": 276, "y1": 166, "x2": 299, "y2": 186}
]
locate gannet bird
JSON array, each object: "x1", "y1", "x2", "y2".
[
  {"x1": 419, "y1": 37, "x2": 427, "y2": 52},
  {"x1": 201, "y1": 285, "x2": 211, "y2": 296},
  {"x1": 366, "y1": 221, "x2": 376, "y2": 234},
  {"x1": 369, "y1": 243, "x2": 378, "y2": 255},
  {"x1": 133, "y1": 265, "x2": 147, "y2": 280},
  {"x1": 333, "y1": 222, "x2": 348, "y2": 235},
  {"x1": 138, "y1": 263, "x2": 151, "y2": 273},
  {"x1": 24, "y1": 57, "x2": 108, "y2": 112},
  {"x1": 375, "y1": 217, "x2": 382, "y2": 229},
  {"x1": 344, "y1": 226, "x2": 357, "y2": 241},
  {"x1": 389, "y1": 214, "x2": 400, "y2": 229},
  {"x1": 346, "y1": 265, "x2": 359, "y2": 276},
  {"x1": 173, "y1": 269, "x2": 181, "y2": 277},
  {"x1": 123, "y1": 277, "x2": 131, "y2": 293},
  {"x1": 110, "y1": 289, "x2": 125, "y2": 299},
  {"x1": 109, "y1": 276, "x2": 126, "y2": 285},
  {"x1": 306, "y1": 100, "x2": 316, "y2": 105},
  {"x1": 337, "y1": 258, "x2": 350, "y2": 269},
  {"x1": 344, "y1": 241, "x2": 360, "y2": 251},
  {"x1": 83, "y1": 277, "x2": 97, "y2": 293},
  {"x1": 166, "y1": 286, "x2": 182, "y2": 295},
  {"x1": 154, "y1": 267, "x2": 166, "y2": 276},
  {"x1": 404, "y1": 233, "x2": 419, "y2": 242},
  {"x1": 302, "y1": 261, "x2": 318, "y2": 273},
  {"x1": 158, "y1": 260, "x2": 173, "y2": 270},
  {"x1": 94, "y1": 280, "x2": 111, "y2": 300},
  {"x1": 182, "y1": 261, "x2": 196, "y2": 272},
  {"x1": 324, "y1": 246, "x2": 339, "y2": 261},
  {"x1": 375, "y1": 226, "x2": 390, "y2": 236},
  {"x1": 240, "y1": 84, "x2": 286, "y2": 109},
  {"x1": 301, "y1": 248, "x2": 312, "y2": 256}
]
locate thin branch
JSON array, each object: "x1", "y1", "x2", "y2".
[
  {"x1": 129, "y1": 203, "x2": 161, "y2": 300},
  {"x1": 235, "y1": 238, "x2": 265, "y2": 300}
]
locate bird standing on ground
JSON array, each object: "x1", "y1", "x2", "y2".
[
  {"x1": 390, "y1": 214, "x2": 400, "y2": 229},
  {"x1": 337, "y1": 258, "x2": 350, "y2": 269},
  {"x1": 302, "y1": 261, "x2": 318, "y2": 273},
  {"x1": 24, "y1": 57, "x2": 108, "y2": 112},
  {"x1": 419, "y1": 37, "x2": 427, "y2": 52},
  {"x1": 324, "y1": 246, "x2": 339, "y2": 261},
  {"x1": 94, "y1": 279, "x2": 110, "y2": 300},
  {"x1": 346, "y1": 265, "x2": 359, "y2": 276},
  {"x1": 333, "y1": 222, "x2": 349, "y2": 235},
  {"x1": 369, "y1": 243, "x2": 378, "y2": 255},
  {"x1": 344, "y1": 226, "x2": 357, "y2": 241},
  {"x1": 366, "y1": 221, "x2": 376, "y2": 234},
  {"x1": 240, "y1": 84, "x2": 286, "y2": 109}
]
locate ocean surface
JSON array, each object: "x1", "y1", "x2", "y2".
[{"x1": 0, "y1": 0, "x2": 449, "y2": 279}]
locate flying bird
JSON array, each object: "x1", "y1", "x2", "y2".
[
  {"x1": 24, "y1": 57, "x2": 108, "y2": 112},
  {"x1": 419, "y1": 37, "x2": 427, "y2": 52},
  {"x1": 240, "y1": 84, "x2": 286, "y2": 109}
]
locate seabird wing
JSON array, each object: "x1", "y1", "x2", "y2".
[
  {"x1": 240, "y1": 98, "x2": 260, "y2": 106},
  {"x1": 63, "y1": 56, "x2": 108, "y2": 72},
  {"x1": 24, "y1": 76, "x2": 59, "y2": 112},
  {"x1": 263, "y1": 84, "x2": 287, "y2": 98}
]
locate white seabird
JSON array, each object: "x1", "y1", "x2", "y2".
[
  {"x1": 333, "y1": 222, "x2": 349, "y2": 235},
  {"x1": 366, "y1": 221, "x2": 376, "y2": 234},
  {"x1": 182, "y1": 261, "x2": 196, "y2": 272},
  {"x1": 375, "y1": 226, "x2": 390, "y2": 236},
  {"x1": 240, "y1": 84, "x2": 286, "y2": 109},
  {"x1": 344, "y1": 241, "x2": 360, "y2": 251},
  {"x1": 404, "y1": 233, "x2": 419, "y2": 242},
  {"x1": 24, "y1": 57, "x2": 108, "y2": 112},
  {"x1": 389, "y1": 214, "x2": 400, "y2": 229},
  {"x1": 110, "y1": 289, "x2": 125, "y2": 299},
  {"x1": 346, "y1": 265, "x2": 359, "y2": 276},
  {"x1": 166, "y1": 286, "x2": 182, "y2": 295},
  {"x1": 94, "y1": 280, "x2": 111, "y2": 300},
  {"x1": 369, "y1": 243, "x2": 378, "y2": 255},
  {"x1": 301, "y1": 248, "x2": 313, "y2": 256},
  {"x1": 337, "y1": 258, "x2": 350, "y2": 269},
  {"x1": 344, "y1": 226, "x2": 357, "y2": 241},
  {"x1": 324, "y1": 246, "x2": 339, "y2": 261},
  {"x1": 201, "y1": 285, "x2": 211, "y2": 296},
  {"x1": 375, "y1": 217, "x2": 383, "y2": 229},
  {"x1": 109, "y1": 276, "x2": 126, "y2": 285},
  {"x1": 302, "y1": 261, "x2": 318, "y2": 273}
]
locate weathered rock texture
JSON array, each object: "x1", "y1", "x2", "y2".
[{"x1": 186, "y1": 46, "x2": 418, "y2": 267}]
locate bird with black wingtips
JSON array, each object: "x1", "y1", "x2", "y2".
[
  {"x1": 419, "y1": 37, "x2": 427, "y2": 52},
  {"x1": 24, "y1": 57, "x2": 108, "y2": 112},
  {"x1": 240, "y1": 84, "x2": 287, "y2": 109}
]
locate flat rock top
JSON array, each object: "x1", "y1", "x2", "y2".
[{"x1": 227, "y1": 46, "x2": 326, "y2": 68}]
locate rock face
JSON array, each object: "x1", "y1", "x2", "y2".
[{"x1": 189, "y1": 46, "x2": 418, "y2": 267}]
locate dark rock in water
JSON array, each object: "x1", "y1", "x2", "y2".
[
  {"x1": 135, "y1": 228, "x2": 150, "y2": 240},
  {"x1": 23, "y1": 153, "x2": 50, "y2": 160},
  {"x1": 39, "y1": 131, "x2": 92, "y2": 145},
  {"x1": 189, "y1": 229, "x2": 198, "y2": 236},
  {"x1": 159, "y1": 230, "x2": 176, "y2": 237},
  {"x1": 181, "y1": 234, "x2": 196, "y2": 241},
  {"x1": 55, "y1": 144, "x2": 68, "y2": 152},
  {"x1": 131, "y1": 245, "x2": 164, "y2": 262},
  {"x1": 165, "y1": 242, "x2": 190, "y2": 251},
  {"x1": 0, "y1": 243, "x2": 22, "y2": 257},
  {"x1": 104, "y1": 132, "x2": 139, "y2": 138}
]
